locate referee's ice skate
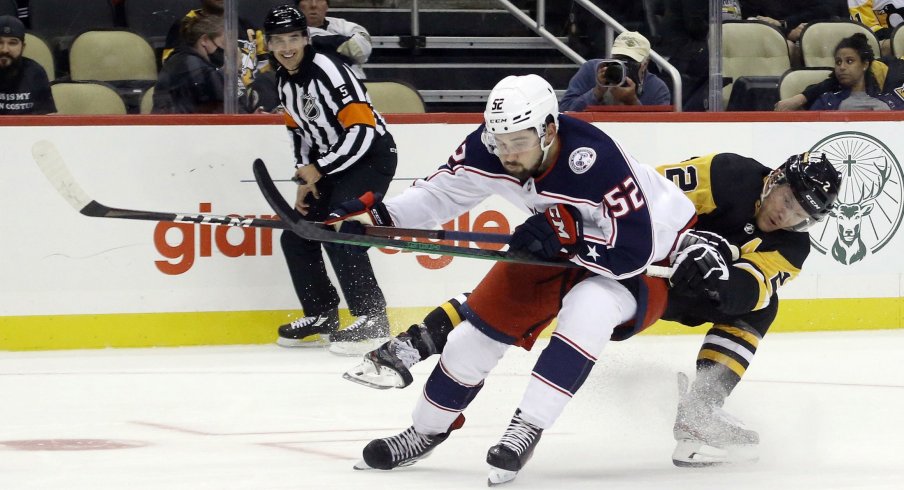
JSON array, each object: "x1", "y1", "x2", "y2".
[
  {"x1": 486, "y1": 409, "x2": 543, "y2": 486},
  {"x1": 343, "y1": 331, "x2": 420, "y2": 389},
  {"x1": 276, "y1": 309, "x2": 339, "y2": 347},
  {"x1": 328, "y1": 312, "x2": 390, "y2": 356},
  {"x1": 672, "y1": 372, "x2": 759, "y2": 467},
  {"x1": 353, "y1": 414, "x2": 465, "y2": 470}
]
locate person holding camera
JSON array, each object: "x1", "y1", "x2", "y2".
[{"x1": 560, "y1": 31, "x2": 671, "y2": 111}]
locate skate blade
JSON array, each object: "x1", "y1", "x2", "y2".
[
  {"x1": 329, "y1": 337, "x2": 389, "y2": 357},
  {"x1": 276, "y1": 335, "x2": 329, "y2": 348},
  {"x1": 353, "y1": 459, "x2": 375, "y2": 470},
  {"x1": 487, "y1": 467, "x2": 518, "y2": 486},
  {"x1": 672, "y1": 440, "x2": 759, "y2": 467},
  {"x1": 342, "y1": 360, "x2": 403, "y2": 390}
]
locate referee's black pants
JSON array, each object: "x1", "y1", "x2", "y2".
[{"x1": 280, "y1": 134, "x2": 398, "y2": 318}]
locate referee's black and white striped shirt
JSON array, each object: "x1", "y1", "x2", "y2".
[{"x1": 276, "y1": 45, "x2": 389, "y2": 176}]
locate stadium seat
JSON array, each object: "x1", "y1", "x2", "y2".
[
  {"x1": 50, "y1": 81, "x2": 127, "y2": 115},
  {"x1": 238, "y1": 0, "x2": 289, "y2": 26},
  {"x1": 29, "y1": 0, "x2": 116, "y2": 44},
  {"x1": 800, "y1": 21, "x2": 880, "y2": 67},
  {"x1": 140, "y1": 86, "x2": 155, "y2": 115},
  {"x1": 778, "y1": 68, "x2": 833, "y2": 100},
  {"x1": 364, "y1": 80, "x2": 426, "y2": 113},
  {"x1": 722, "y1": 20, "x2": 791, "y2": 107},
  {"x1": 893, "y1": 24, "x2": 904, "y2": 57},
  {"x1": 0, "y1": 0, "x2": 16, "y2": 17},
  {"x1": 124, "y1": 0, "x2": 197, "y2": 49},
  {"x1": 69, "y1": 30, "x2": 157, "y2": 111},
  {"x1": 24, "y1": 33, "x2": 55, "y2": 80}
]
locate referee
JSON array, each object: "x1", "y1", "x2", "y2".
[{"x1": 264, "y1": 5, "x2": 396, "y2": 354}]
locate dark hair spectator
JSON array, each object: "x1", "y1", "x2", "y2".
[{"x1": 0, "y1": 14, "x2": 55, "y2": 114}]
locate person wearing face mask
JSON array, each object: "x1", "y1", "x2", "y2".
[
  {"x1": 0, "y1": 15, "x2": 55, "y2": 115},
  {"x1": 559, "y1": 31, "x2": 671, "y2": 111},
  {"x1": 153, "y1": 12, "x2": 254, "y2": 113}
]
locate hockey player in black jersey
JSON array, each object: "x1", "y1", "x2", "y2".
[{"x1": 345, "y1": 151, "x2": 842, "y2": 468}]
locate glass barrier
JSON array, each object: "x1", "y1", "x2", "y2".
[{"x1": 2, "y1": 1, "x2": 900, "y2": 115}]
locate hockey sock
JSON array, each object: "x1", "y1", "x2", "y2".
[{"x1": 694, "y1": 323, "x2": 760, "y2": 405}]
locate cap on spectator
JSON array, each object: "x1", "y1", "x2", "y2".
[
  {"x1": 611, "y1": 31, "x2": 650, "y2": 62},
  {"x1": 0, "y1": 15, "x2": 25, "y2": 41}
]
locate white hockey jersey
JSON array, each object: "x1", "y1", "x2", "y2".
[{"x1": 385, "y1": 115, "x2": 696, "y2": 279}]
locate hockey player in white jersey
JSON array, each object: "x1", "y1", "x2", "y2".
[{"x1": 327, "y1": 74, "x2": 699, "y2": 485}]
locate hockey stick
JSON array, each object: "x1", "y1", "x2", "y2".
[
  {"x1": 30, "y1": 140, "x2": 670, "y2": 276},
  {"x1": 31, "y1": 140, "x2": 512, "y2": 245},
  {"x1": 252, "y1": 158, "x2": 584, "y2": 268},
  {"x1": 31, "y1": 140, "x2": 290, "y2": 230}
]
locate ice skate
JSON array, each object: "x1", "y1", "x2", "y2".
[
  {"x1": 342, "y1": 332, "x2": 420, "y2": 389},
  {"x1": 354, "y1": 414, "x2": 465, "y2": 470},
  {"x1": 328, "y1": 312, "x2": 391, "y2": 356},
  {"x1": 276, "y1": 309, "x2": 339, "y2": 347},
  {"x1": 486, "y1": 409, "x2": 543, "y2": 486},
  {"x1": 672, "y1": 372, "x2": 759, "y2": 467}
]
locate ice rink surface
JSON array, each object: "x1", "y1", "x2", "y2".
[{"x1": 1, "y1": 329, "x2": 902, "y2": 490}]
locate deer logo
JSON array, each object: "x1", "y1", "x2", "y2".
[{"x1": 809, "y1": 132, "x2": 904, "y2": 265}]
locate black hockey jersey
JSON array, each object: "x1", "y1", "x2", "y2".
[{"x1": 657, "y1": 153, "x2": 811, "y2": 316}]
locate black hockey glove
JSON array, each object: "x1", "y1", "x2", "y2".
[
  {"x1": 509, "y1": 203, "x2": 584, "y2": 260},
  {"x1": 673, "y1": 229, "x2": 734, "y2": 265},
  {"x1": 324, "y1": 192, "x2": 393, "y2": 254},
  {"x1": 669, "y1": 243, "x2": 730, "y2": 301}
]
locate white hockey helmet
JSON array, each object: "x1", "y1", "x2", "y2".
[{"x1": 482, "y1": 74, "x2": 559, "y2": 159}]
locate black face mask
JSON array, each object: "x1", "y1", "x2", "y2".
[{"x1": 209, "y1": 46, "x2": 225, "y2": 68}]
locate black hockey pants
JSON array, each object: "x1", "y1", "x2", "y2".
[{"x1": 280, "y1": 134, "x2": 398, "y2": 317}]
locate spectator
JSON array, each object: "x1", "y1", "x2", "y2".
[
  {"x1": 298, "y1": 0, "x2": 372, "y2": 79},
  {"x1": 162, "y1": 0, "x2": 260, "y2": 63},
  {"x1": 849, "y1": 0, "x2": 904, "y2": 57},
  {"x1": 776, "y1": 50, "x2": 904, "y2": 110},
  {"x1": 0, "y1": 15, "x2": 54, "y2": 114},
  {"x1": 153, "y1": 12, "x2": 255, "y2": 113},
  {"x1": 560, "y1": 31, "x2": 671, "y2": 111},
  {"x1": 809, "y1": 32, "x2": 897, "y2": 109}
]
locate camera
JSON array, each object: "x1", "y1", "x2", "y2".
[{"x1": 598, "y1": 60, "x2": 626, "y2": 87}]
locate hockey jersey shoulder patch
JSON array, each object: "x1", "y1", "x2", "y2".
[{"x1": 568, "y1": 147, "x2": 597, "y2": 174}]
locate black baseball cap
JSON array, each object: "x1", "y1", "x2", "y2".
[{"x1": 0, "y1": 15, "x2": 25, "y2": 41}]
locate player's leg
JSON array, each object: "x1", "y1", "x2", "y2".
[
  {"x1": 487, "y1": 276, "x2": 636, "y2": 485},
  {"x1": 356, "y1": 321, "x2": 508, "y2": 470},
  {"x1": 672, "y1": 301, "x2": 777, "y2": 467},
  {"x1": 343, "y1": 294, "x2": 468, "y2": 389}
]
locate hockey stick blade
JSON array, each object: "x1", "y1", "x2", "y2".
[
  {"x1": 251, "y1": 159, "x2": 578, "y2": 267},
  {"x1": 32, "y1": 140, "x2": 289, "y2": 230}
]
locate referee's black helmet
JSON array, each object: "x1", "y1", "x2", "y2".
[{"x1": 264, "y1": 5, "x2": 307, "y2": 37}]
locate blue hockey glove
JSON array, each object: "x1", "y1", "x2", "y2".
[
  {"x1": 509, "y1": 203, "x2": 584, "y2": 260},
  {"x1": 325, "y1": 191, "x2": 393, "y2": 235}
]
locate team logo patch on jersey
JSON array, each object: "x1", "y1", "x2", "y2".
[
  {"x1": 302, "y1": 94, "x2": 320, "y2": 120},
  {"x1": 568, "y1": 148, "x2": 596, "y2": 174},
  {"x1": 744, "y1": 223, "x2": 755, "y2": 234}
]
